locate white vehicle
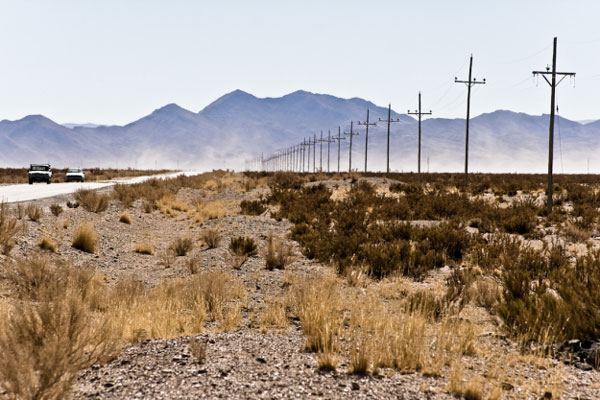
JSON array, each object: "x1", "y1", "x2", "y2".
[
  {"x1": 28, "y1": 164, "x2": 52, "y2": 184},
  {"x1": 65, "y1": 168, "x2": 85, "y2": 182}
]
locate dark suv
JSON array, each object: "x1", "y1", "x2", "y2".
[{"x1": 28, "y1": 164, "x2": 52, "y2": 184}]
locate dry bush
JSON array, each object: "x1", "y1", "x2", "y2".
[
  {"x1": 264, "y1": 235, "x2": 293, "y2": 270},
  {"x1": 26, "y1": 203, "x2": 43, "y2": 222},
  {"x1": 142, "y1": 200, "x2": 155, "y2": 213},
  {"x1": 74, "y1": 188, "x2": 109, "y2": 213},
  {"x1": 14, "y1": 203, "x2": 25, "y2": 220},
  {"x1": 113, "y1": 183, "x2": 139, "y2": 208},
  {"x1": 169, "y1": 237, "x2": 193, "y2": 256},
  {"x1": 119, "y1": 211, "x2": 132, "y2": 224},
  {"x1": 0, "y1": 202, "x2": 19, "y2": 254},
  {"x1": 288, "y1": 272, "x2": 343, "y2": 353},
  {"x1": 562, "y1": 222, "x2": 590, "y2": 242},
  {"x1": 191, "y1": 200, "x2": 226, "y2": 224},
  {"x1": 39, "y1": 235, "x2": 57, "y2": 252},
  {"x1": 157, "y1": 196, "x2": 188, "y2": 217},
  {"x1": 201, "y1": 228, "x2": 221, "y2": 249},
  {"x1": 186, "y1": 257, "x2": 201, "y2": 274},
  {"x1": 134, "y1": 239, "x2": 153, "y2": 255},
  {"x1": 230, "y1": 254, "x2": 248, "y2": 270},
  {"x1": 229, "y1": 236, "x2": 257, "y2": 257},
  {"x1": 50, "y1": 203, "x2": 63, "y2": 217},
  {"x1": 188, "y1": 338, "x2": 207, "y2": 364},
  {"x1": 258, "y1": 296, "x2": 289, "y2": 330},
  {"x1": 109, "y1": 270, "x2": 245, "y2": 341},
  {"x1": 0, "y1": 256, "x2": 118, "y2": 399},
  {"x1": 72, "y1": 221, "x2": 98, "y2": 253},
  {"x1": 240, "y1": 199, "x2": 265, "y2": 216},
  {"x1": 159, "y1": 249, "x2": 176, "y2": 267},
  {"x1": 218, "y1": 304, "x2": 241, "y2": 332},
  {"x1": 316, "y1": 352, "x2": 337, "y2": 372}
]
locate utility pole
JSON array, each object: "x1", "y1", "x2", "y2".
[
  {"x1": 302, "y1": 138, "x2": 307, "y2": 172},
  {"x1": 344, "y1": 122, "x2": 359, "y2": 172},
  {"x1": 455, "y1": 55, "x2": 486, "y2": 185},
  {"x1": 307, "y1": 137, "x2": 312, "y2": 173},
  {"x1": 408, "y1": 92, "x2": 432, "y2": 184},
  {"x1": 533, "y1": 37, "x2": 575, "y2": 213},
  {"x1": 313, "y1": 133, "x2": 317, "y2": 173},
  {"x1": 334, "y1": 126, "x2": 346, "y2": 173},
  {"x1": 319, "y1": 130, "x2": 323, "y2": 172},
  {"x1": 378, "y1": 104, "x2": 401, "y2": 173},
  {"x1": 325, "y1": 130, "x2": 335, "y2": 173},
  {"x1": 357, "y1": 109, "x2": 376, "y2": 173}
]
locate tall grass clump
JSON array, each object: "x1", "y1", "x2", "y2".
[
  {"x1": 169, "y1": 237, "x2": 193, "y2": 256},
  {"x1": 229, "y1": 236, "x2": 257, "y2": 257},
  {"x1": 0, "y1": 202, "x2": 19, "y2": 254},
  {"x1": 72, "y1": 221, "x2": 98, "y2": 253},
  {"x1": 239, "y1": 199, "x2": 265, "y2": 216},
  {"x1": 264, "y1": 235, "x2": 293, "y2": 270},
  {"x1": 74, "y1": 188, "x2": 110, "y2": 213},
  {"x1": 26, "y1": 203, "x2": 43, "y2": 222}
]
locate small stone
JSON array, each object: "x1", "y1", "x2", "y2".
[
  {"x1": 351, "y1": 382, "x2": 360, "y2": 391},
  {"x1": 256, "y1": 357, "x2": 267, "y2": 364}
]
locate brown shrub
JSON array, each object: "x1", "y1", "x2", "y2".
[
  {"x1": 50, "y1": 203, "x2": 63, "y2": 217},
  {"x1": 134, "y1": 240, "x2": 153, "y2": 255},
  {"x1": 0, "y1": 202, "x2": 19, "y2": 254},
  {"x1": 264, "y1": 235, "x2": 293, "y2": 270},
  {"x1": 39, "y1": 236, "x2": 57, "y2": 252},
  {"x1": 26, "y1": 203, "x2": 43, "y2": 222},
  {"x1": 72, "y1": 222, "x2": 98, "y2": 253},
  {"x1": 201, "y1": 228, "x2": 221, "y2": 249},
  {"x1": 74, "y1": 189, "x2": 109, "y2": 213},
  {"x1": 169, "y1": 237, "x2": 193, "y2": 256},
  {"x1": 119, "y1": 211, "x2": 132, "y2": 224}
]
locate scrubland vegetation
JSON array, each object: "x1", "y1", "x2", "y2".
[
  {"x1": 0, "y1": 167, "x2": 171, "y2": 184},
  {"x1": 2, "y1": 169, "x2": 600, "y2": 398}
]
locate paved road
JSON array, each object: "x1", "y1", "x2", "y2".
[{"x1": 0, "y1": 170, "x2": 200, "y2": 203}]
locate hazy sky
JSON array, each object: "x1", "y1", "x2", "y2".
[{"x1": 0, "y1": 0, "x2": 599, "y2": 125}]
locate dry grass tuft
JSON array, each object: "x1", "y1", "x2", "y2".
[
  {"x1": 317, "y1": 352, "x2": 337, "y2": 372},
  {"x1": 0, "y1": 202, "x2": 19, "y2": 254},
  {"x1": 134, "y1": 239, "x2": 154, "y2": 255},
  {"x1": 119, "y1": 211, "x2": 132, "y2": 224},
  {"x1": 50, "y1": 203, "x2": 63, "y2": 217},
  {"x1": 264, "y1": 235, "x2": 294, "y2": 270},
  {"x1": 258, "y1": 296, "x2": 289, "y2": 330},
  {"x1": 201, "y1": 228, "x2": 221, "y2": 249},
  {"x1": 169, "y1": 237, "x2": 193, "y2": 256},
  {"x1": 26, "y1": 203, "x2": 43, "y2": 222},
  {"x1": 191, "y1": 200, "x2": 227, "y2": 224},
  {"x1": 186, "y1": 257, "x2": 201, "y2": 274},
  {"x1": 74, "y1": 189, "x2": 109, "y2": 213},
  {"x1": 39, "y1": 235, "x2": 57, "y2": 252},
  {"x1": 159, "y1": 249, "x2": 176, "y2": 267},
  {"x1": 72, "y1": 221, "x2": 98, "y2": 253},
  {"x1": 229, "y1": 236, "x2": 257, "y2": 257}
]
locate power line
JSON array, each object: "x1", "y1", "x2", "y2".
[
  {"x1": 533, "y1": 37, "x2": 576, "y2": 213},
  {"x1": 455, "y1": 54, "x2": 486, "y2": 184}
]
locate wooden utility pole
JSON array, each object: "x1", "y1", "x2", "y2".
[
  {"x1": 533, "y1": 37, "x2": 575, "y2": 213},
  {"x1": 302, "y1": 138, "x2": 308, "y2": 173},
  {"x1": 334, "y1": 126, "x2": 346, "y2": 173},
  {"x1": 455, "y1": 55, "x2": 486, "y2": 184},
  {"x1": 378, "y1": 104, "x2": 401, "y2": 173},
  {"x1": 358, "y1": 109, "x2": 376, "y2": 173},
  {"x1": 313, "y1": 133, "x2": 317, "y2": 173},
  {"x1": 408, "y1": 92, "x2": 432, "y2": 184},
  {"x1": 325, "y1": 130, "x2": 335, "y2": 172},
  {"x1": 344, "y1": 122, "x2": 359, "y2": 172},
  {"x1": 319, "y1": 131, "x2": 323, "y2": 172}
]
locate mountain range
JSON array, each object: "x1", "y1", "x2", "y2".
[{"x1": 1, "y1": 89, "x2": 599, "y2": 173}]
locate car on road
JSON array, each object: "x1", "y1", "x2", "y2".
[
  {"x1": 65, "y1": 168, "x2": 85, "y2": 182},
  {"x1": 28, "y1": 164, "x2": 52, "y2": 184}
]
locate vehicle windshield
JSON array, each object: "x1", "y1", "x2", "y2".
[
  {"x1": 30, "y1": 165, "x2": 49, "y2": 171},
  {"x1": 67, "y1": 169, "x2": 81, "y2": 173}
]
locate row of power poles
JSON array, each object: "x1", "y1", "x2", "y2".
[{"x1": 248, "y1": 38, "x2": 573, "y2": 212}]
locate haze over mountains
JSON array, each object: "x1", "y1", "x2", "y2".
[{"x1": 1, "y1": 89, "x2": 599, "y2": 173}]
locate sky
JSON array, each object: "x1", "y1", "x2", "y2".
[{"x1": 0, "y1": 0, "x2": 599, "y2": 125}]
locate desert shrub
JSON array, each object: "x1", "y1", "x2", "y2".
[
  {"x1": 39, "y1": 236, "x2": 57, "y2": 252},
  {"x1": 264, "y1": 235, "x2": 294, "y2": 270},
  {"x1": 50, "y1": 203, "x2": 63, "y2": 217},
  {"x1": 239, "y1": 199, "x2": 265, "y2": 216},
  {"x1": 0, "y1": 256, "x2": 117, "y2": 399},
  {"x1": 72, "y1": 221, "x2": 98, "y2": 253},
  {"x1": 134, "y1": 240, "x2": 153, "y2": 255},
  {"x1": 159, "y1": 249, "x2": 176, "y2": 267},
  {"x1": 113, "y1": 183, "x2": 139, "y2": 208},
  {"x1": 169, "y1": 237, "x2": 193, "y2": 256},
  {"x1": 74, "y1": 189, "x2": 109, "y2": 213},
  {"x1": 201, "y1": 228, "x2": 221, "y2": 249},
  {"x1": 229, "y1": 236, "x2": 257, "y2": 257},
  {"x1": 499, "y1": 201, "x2": 539, "y2": 235},
  {"x1": 26, "y1": 203, "x2": 43, "y2": 222},
  {"x1": 0, "y1": 202, "x2": 19, "y2": 254},
  {"x1": 14, "y1": 203, "x2": 25, "y2": 220},
  {"x1": 119, "y1": 211, "x2": 132, "y2": 224},
  {"x1": 186, "y1": 257, "x2": 201, "y2": 274},
  {"x1": 188, "y1": 338, "x2": 206, "y2": 364}
]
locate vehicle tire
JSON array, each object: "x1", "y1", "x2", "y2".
[
  {"x1": 29, "y1": 180, "x2": 32, "y2": 185},
  {"x1": 47, "y1": 180, "x2": 51, "y2": 184}
]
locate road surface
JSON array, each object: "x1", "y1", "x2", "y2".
[{"x1": 0, "y1": 170, "x2": 200, "y2": 203}]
